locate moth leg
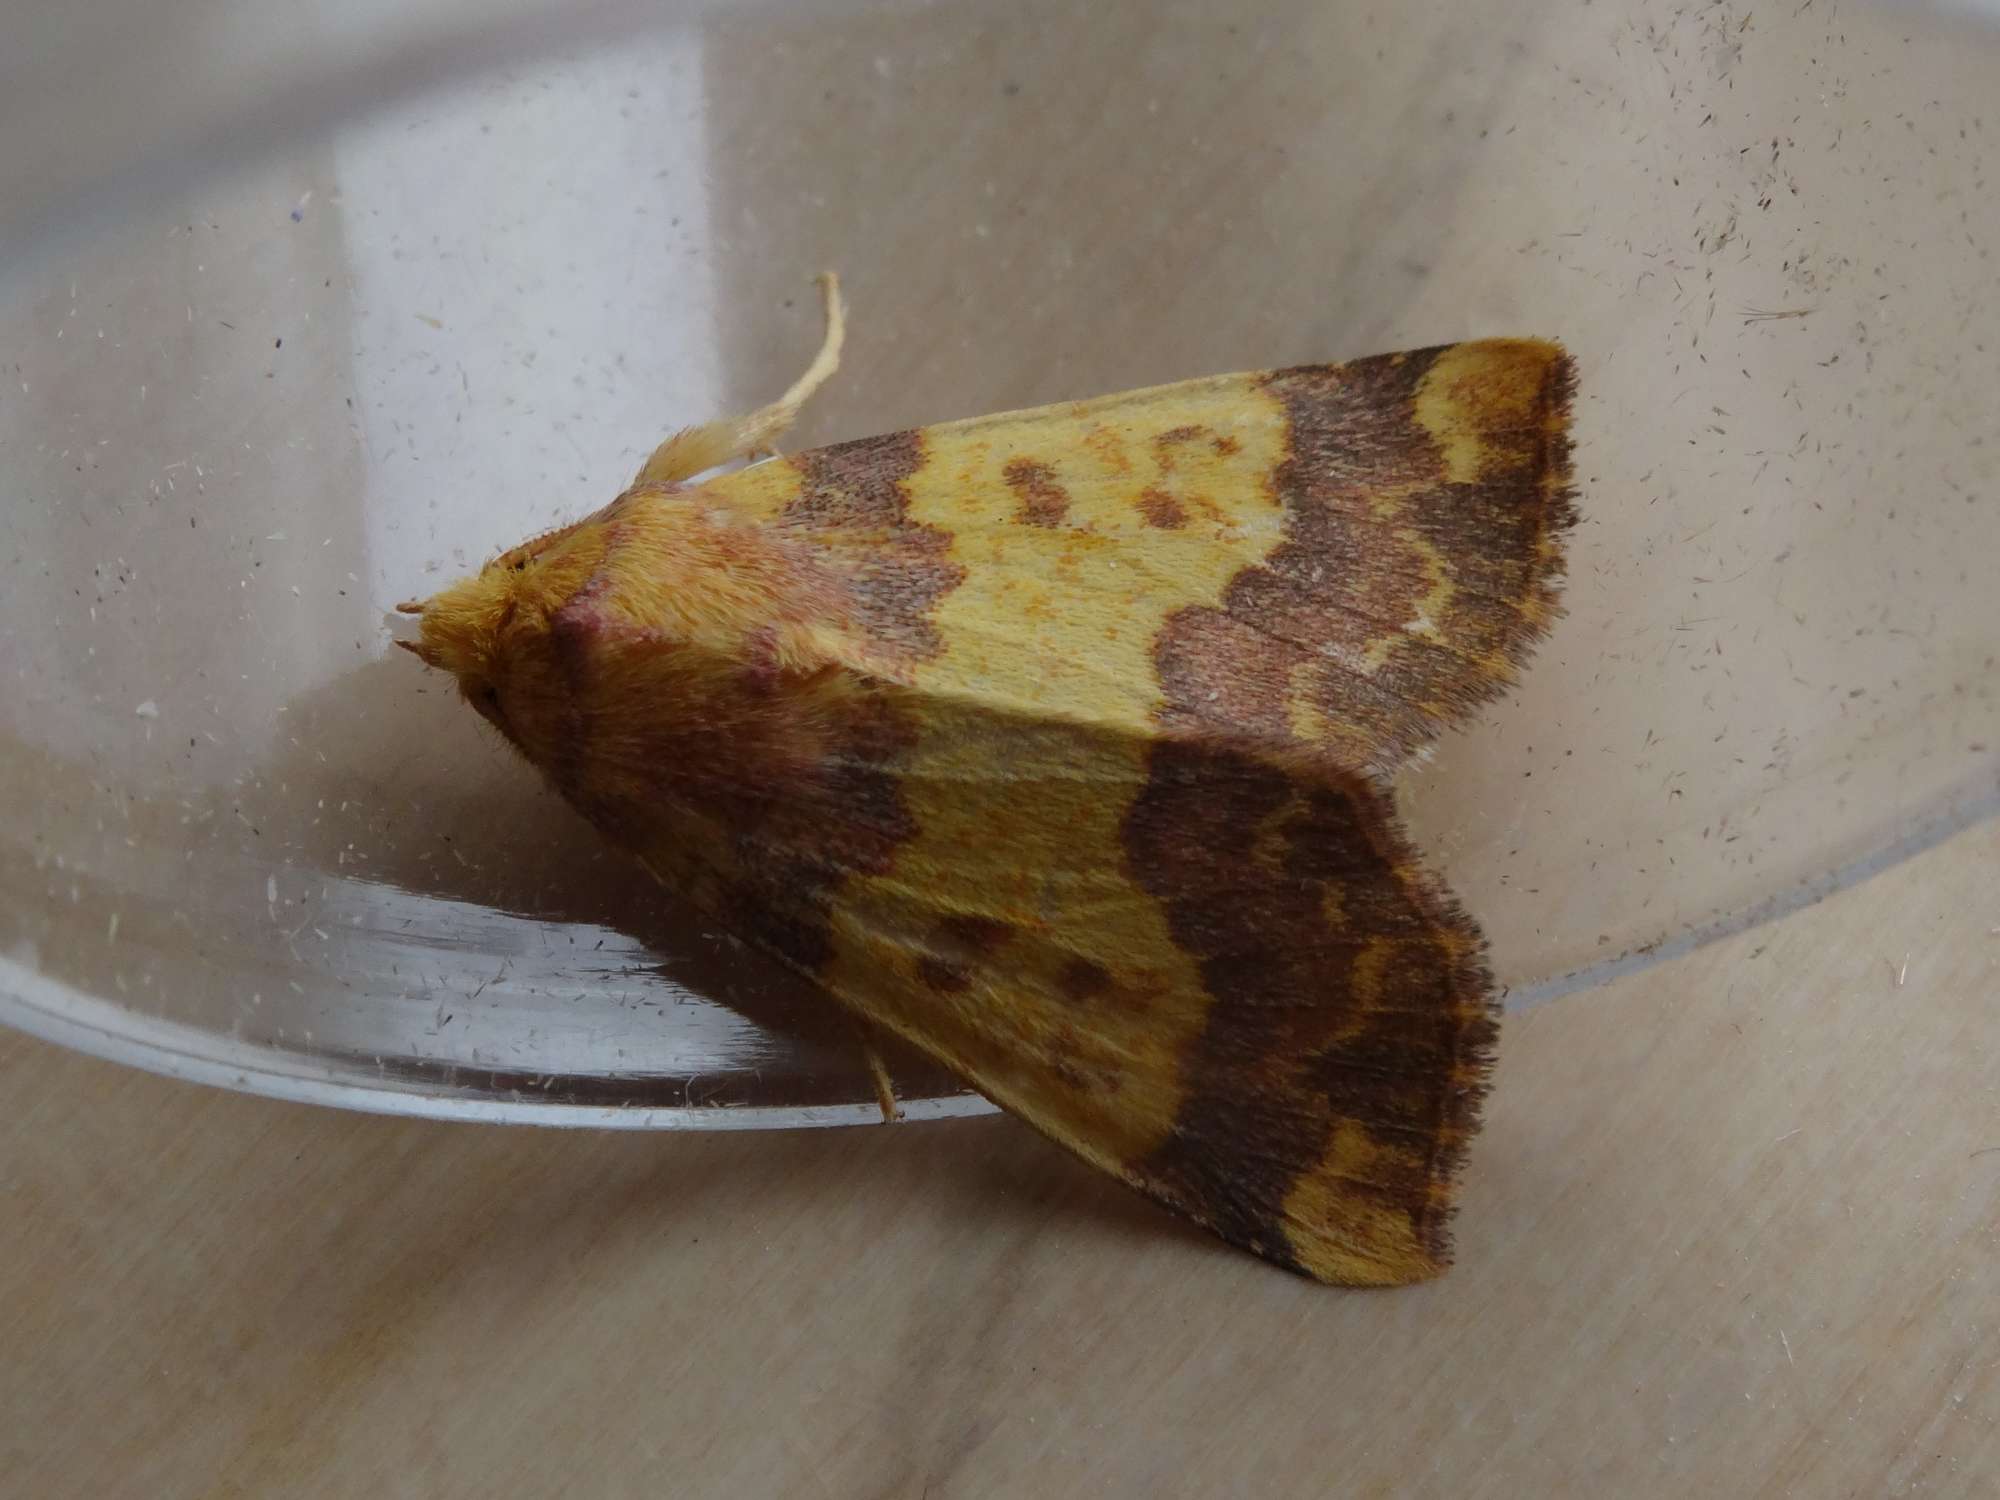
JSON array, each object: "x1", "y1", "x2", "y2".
[
  {"x1": 858, "y1": 1034, "x2": 902, "y2": 1124},
  {"x1": 632, "y1": 271, "x2": 846, "y2": 487}
]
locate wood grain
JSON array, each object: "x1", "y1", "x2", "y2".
[{"x1": 4, "y1": 821, "x2": 1996, "y2": 1498}]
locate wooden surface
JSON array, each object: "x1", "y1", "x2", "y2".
[{"x1": 3, "y1": 820, "x2": 1995, "y2": 1497}]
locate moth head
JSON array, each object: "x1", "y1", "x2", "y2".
[
  {"x1": 393, "y1": 517, "x2": 596, "y2": 726},
  {"x1": 393, "y1": 569, "x2": 516, "y2": 725}
]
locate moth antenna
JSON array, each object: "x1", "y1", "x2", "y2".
[{"x1": 632, "y1": 271, "x2": 846, "y2": 488}]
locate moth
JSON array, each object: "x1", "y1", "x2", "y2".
[{"x1": 399, "y1": 275, "x2": 1575, "y2": 1284}]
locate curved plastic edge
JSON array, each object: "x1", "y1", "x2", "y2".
[
  {"x1": 1506, "y1": 774, "x2": 2000, "y2": 1011},
  {"x1": 4, "y1": 774, "x2": 1992, "y2": 1125},
  {"x1": 0, "y1": 958, "x2": 998, "y2": 1129}
]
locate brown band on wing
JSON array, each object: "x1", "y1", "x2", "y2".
[
  {"x1": 784, "y1": 430, "x2": 966, "y2": 673},
  {"x1": 1125, "y1": 741, "x2": 1493, "y2": 1275},
  {"x1": 783, "y1": 430, "x2": 922, "y2": 530},
  {"x1": 1125, "y1": 344, "x2": 1573, "y2": 1279},
  {"x1": 542, "y1": 606, "x2": 919, "y2": 971},
  {"x1": 718, "y1": 688, "x2": 923, "y2": 971},
  {"x1": 692, "y1": 429, "x2": 960, "y2": 968},
  {"x1": 1258, "y1": 348, "x2": 1577, "y2": 768},
  {"x1": 591, "y1": 428, "x2": 954, "y2": 971},
  {"x1": 539, "y1": 433, "x2": 962, "y2": 973}
]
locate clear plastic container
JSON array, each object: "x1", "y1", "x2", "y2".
[{"x1": 3, "y1": 0, "x2": 1995, "y2": 1124}]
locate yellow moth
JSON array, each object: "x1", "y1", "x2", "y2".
[{"x1": 400, "y1": 275, "x2": 1575, "y2": 1284}]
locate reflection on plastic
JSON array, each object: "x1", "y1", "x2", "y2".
[{"x1": 1, "y1": 2, "x2": 1995, "y2": 1124}]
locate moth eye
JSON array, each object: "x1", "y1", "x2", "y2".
[
  {"x1": 466, "y1": 680, "x2": 504, "y2": 719},
  {"x1": 513, "y1": 558, "x2": 528, "y2": 571}
]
